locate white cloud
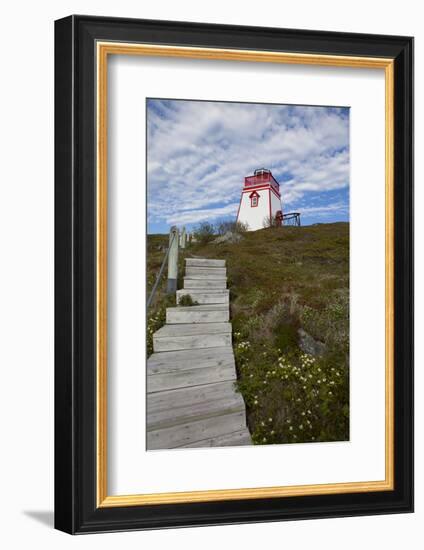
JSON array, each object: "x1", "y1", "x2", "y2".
[
  {"x1": 147, "y1": 100, "x2": 349, "y2": 227},
  {"x1": 166, "y1": 203, "x2": 240, "y2": 226},
  {"x1": 299, "y1": 202, "x2": 349, "y2": 216}
]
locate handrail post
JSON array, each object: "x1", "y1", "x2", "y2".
[
  {"x1": 167, "y1": 226, "x2": 179, "y2": 293},
  {"x1": 180, "y1": 226, "x2": 186, "y2": 249}
]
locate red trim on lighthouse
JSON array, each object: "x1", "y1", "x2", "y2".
[
  {"x1": 268, "y1": 189, "x2": 272, "y2": 222},
  {"x1": 249, "y1": 190, "x2": 260, "y2": 207},
  {"x1": 241, "y1": 183, "x2": 281, "y2": 198}
]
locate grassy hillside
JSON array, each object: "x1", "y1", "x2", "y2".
[{"x1": 147, "y1": 223, "x2": 349, "y2": 445}]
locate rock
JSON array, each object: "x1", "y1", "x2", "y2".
[
  {"x1": 213, "y1": 231, "x2": 243, "y2": 244},
  {"x1": 298, "y1": 329, "x2": 325, "y2": 356}
]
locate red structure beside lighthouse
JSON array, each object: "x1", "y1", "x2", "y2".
[{"x1": 236, "y1": 168, "x2": 283, "y2": 231}]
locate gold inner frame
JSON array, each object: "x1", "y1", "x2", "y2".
[{"x1": 96, "y1": 42, "x2": 395, "y2": 508}]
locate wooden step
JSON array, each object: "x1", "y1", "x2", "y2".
[
  {"x1": 147, "y1": 381, "x2": 244, "y2": 431},
  {"x1": 147, "y1": 347, "x2": 236, "y2": 391},
  {"x1": 147, "y1": 361, "x2": 236, "y2": 392},
  {"x1": 181, "y1": 428, "x2": 252, "y2": 448},
  {"x1": 185, "y1": 267, "x2": 227, "y2": 279},
  {"x1": 147, "y1": 347, "x2": 235, "y2": 375},
  {"x1": 147, "y1": 411, "x2": 246, "y2": 450},
  {"x1": 185, "y1": 258, "x2": 225, "y2": 268},
  {"x1": 176, "y1": 289, "x2": 229, "y2": 305},
  {"x1": 153, "y1": 322, "x2": 232, "y2": 352},
  {"x1": 166, "y1": 304, "x2": 228, "y2": 324},
  {"x1": 148, "y1": 380, "x2": 238, "y2": 410},
  {"x1": 183, "y1": 277, "x2": 227, "y2": 290}
]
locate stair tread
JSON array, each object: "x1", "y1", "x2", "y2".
[
  {"x1": 147, "y1": 382, "x2": 244, "y2": 430},
  {"x1": 154, "y1": 322, "x2": 231, "y2": 338},
  {"x1": 167, "y1": 306, "x2": 229, "y2": 325},
  {"x1": 176, "y1": 290, "x2": 229, "y2": 305},
  {"x1": 177, "y1": 289, "x2": 229, "y2": 294},
  {"x1": 186, "y1": 267, "x2": 226, "y2": 273},
  {"x1": 185, "y1": 269, "x2": 227, "y2": 279},
  {"x1": 167, "y1": 304, "x2": 227, "y2": 312},
  {"x1": 147, "y1": 347, "x2": 235, "y2": 373},
  {"x1": 148, "y1": 380, "x2": 238, "y2": 406},
  {"x1": 147, "y1": 380, "x2": 241, "y2": 408},
  {"x1": 183, "y1": 278, "x2": 227, "y2": 289},
  {"x1": 147, "y1": 412, "x2": 246, "y2": 450},
  {"x1": 185, "y1": 258, "x2": 225, "y2": 267},
  {"x1": 147, "y1": 363, "x2": 236, "y2": 392},
  {"x1": 185, "y1": 267, "x2": 227, "y2": 279},
  {"x1": 147, "y1": 396, "x2": 244, "y2": 431},
  {"x1": 183, "y1": 274, "x2": 227, "y2": 280}
]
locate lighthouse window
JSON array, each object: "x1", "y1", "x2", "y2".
[{"x1": 251, "y1": 195, "x2": 258, "y2": 207}]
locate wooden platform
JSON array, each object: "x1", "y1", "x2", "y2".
[{"x1": 147, "y1": 258, "x2": 251, "y2": 450}]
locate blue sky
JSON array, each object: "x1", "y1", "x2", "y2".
[{"x1": 147, "y1": 99, "x2": 349, "y2": 233}]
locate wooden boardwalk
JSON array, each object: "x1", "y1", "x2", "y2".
[{"x1": 147, "y1": 258, "x2": 251, "y2": 450}]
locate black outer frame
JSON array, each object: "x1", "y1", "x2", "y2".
[{"x1": 54, "y1": 15, "x2": 414, "y2": 534}]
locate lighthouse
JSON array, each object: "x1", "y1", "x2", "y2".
[{"x1": 236, "y1": 168, "x2": 283, "y2": 231}]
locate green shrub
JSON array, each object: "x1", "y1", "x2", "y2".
[
  {"x1": 146, "y1": 306, "x2": 167, "y2": 356},
  {"x1": 178, "y1": 294, "x2": 199, "y2": 306},
  {"x1": 193, "y1": 222, "x2": 216, "y2": 244},
  {"x1": 299, "y1": 292, "x2": 349, "y2": 352},
  {"x1": 273, "y1": 320, "x2": 299, "y2": 354},
  {"x1": 216, "y1": 219, "x2": 249, "y2": 235}
]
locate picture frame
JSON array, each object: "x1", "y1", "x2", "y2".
[{"x1": 54, "y1": 15, "x2": 414, "y2": 533}]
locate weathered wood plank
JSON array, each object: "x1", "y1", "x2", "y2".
[
  {"x1": 153, "y1": 333, "x2": 231, "y2": 352},
  {"x1": 167, "y1": 304, "x2": 229, "y2": 324},
  {"x1": 185, "y1": 258, "x2": 226, "y2": 267},
  {"x1": 170, "y1": 304, "x2": 228, "y2": 311},
  {"x1": 147, "y1": 364, "x2": 236, "y2": 392},
  {"x1": 147, "y1": 380, "x2": 239, "y2": 412},
  {"x1": 176, "y1": 289, "x2": 229, "y2": 305},
  {"x1": 154, "y1": 322, "x2": 231, "y2": 337},
  {"x1": 185, "y1": 267, "x2": 227, "y2": 278},
  {"x1": 147, "y1": 412, "x2": 246, "y2": 450},
  {"x1": 182, "y1": 272, "x2": 227, "y2": 280},
  {"x1": 147, "y1": 347, "x2": 235, "y2": 375},
  {"x1": 183, "y1": 277, "x2": 227, "y2": 289},
  {"x1": 147, "y1": 393, "x2": 245, "y2": 431}
]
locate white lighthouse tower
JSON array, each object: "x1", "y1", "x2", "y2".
[{"x1": 236, "y1": 168, "x2": 283, "y2": 231}]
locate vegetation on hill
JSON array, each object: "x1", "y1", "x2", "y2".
[{"x1": 146, "y1": 222, "x2": 349, "y2": 445}]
